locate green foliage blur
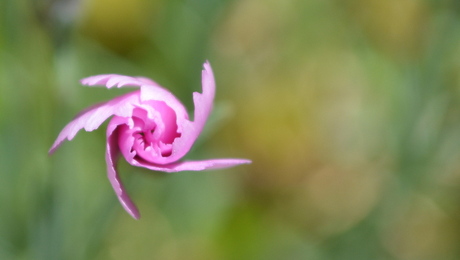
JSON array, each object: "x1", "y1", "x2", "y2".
[{"x1": 1, "y1": 0, "x2": 460, "y2": 259}]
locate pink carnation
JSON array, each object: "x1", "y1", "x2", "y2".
[{"x1": 49, "y1": 61, "x2": 251, "y2": 219}]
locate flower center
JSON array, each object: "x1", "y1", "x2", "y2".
[{"x1": 116, "y1": 103, "x2": 181, "y2": 164}]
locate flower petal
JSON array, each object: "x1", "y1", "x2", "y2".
[
  {"x1": 146, "y1": 61, "x2": 216, "y2": 164},
  {"x1": 176, "y1": 61, "x2": 215, "y2": 151},
  {"x1": 49, "y1": 91, "x2": 140, "y2": 154},
  {"x1": 129, "y1": 157, "x2": 252, "y2": 173},
  {"x1": 107, "y1": 122, "x2": 140, "y2": 219},
  {"x1": 81, "y1": 74, "x2": 159, "y2": 88}
]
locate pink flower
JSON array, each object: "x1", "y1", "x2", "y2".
[{"x1": 49, "y1": 61, "x2": 251, "y2": 219}]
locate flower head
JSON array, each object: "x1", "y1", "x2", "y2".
[{"x1": 49, "y1": 61, "x2": 251, "y2": 219}]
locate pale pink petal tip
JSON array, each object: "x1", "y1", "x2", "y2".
[
  {"x1": 81, "y1": 74, "x2": 159, "y2": 89},
  {"x1": 117, "y1": 192, "x2": 140, "y2": 220}
]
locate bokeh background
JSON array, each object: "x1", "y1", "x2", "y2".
[{"x1": 2, "y1": 0, "x2": 460, "y2": 259}]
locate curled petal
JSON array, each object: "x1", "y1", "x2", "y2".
[
  {"x1": 49, "y1": 91, "x2": 140, "y2": 154},
  {"x1": 148, "y1": 61, "x2": 216, "y2": 164},
  {"x1": 107, "y1": 122, "x2": 140, "y2": 219}
]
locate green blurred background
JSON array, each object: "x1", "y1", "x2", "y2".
[{"x1": 2, "y1": 0, "x2": 460, "y2": 259}]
